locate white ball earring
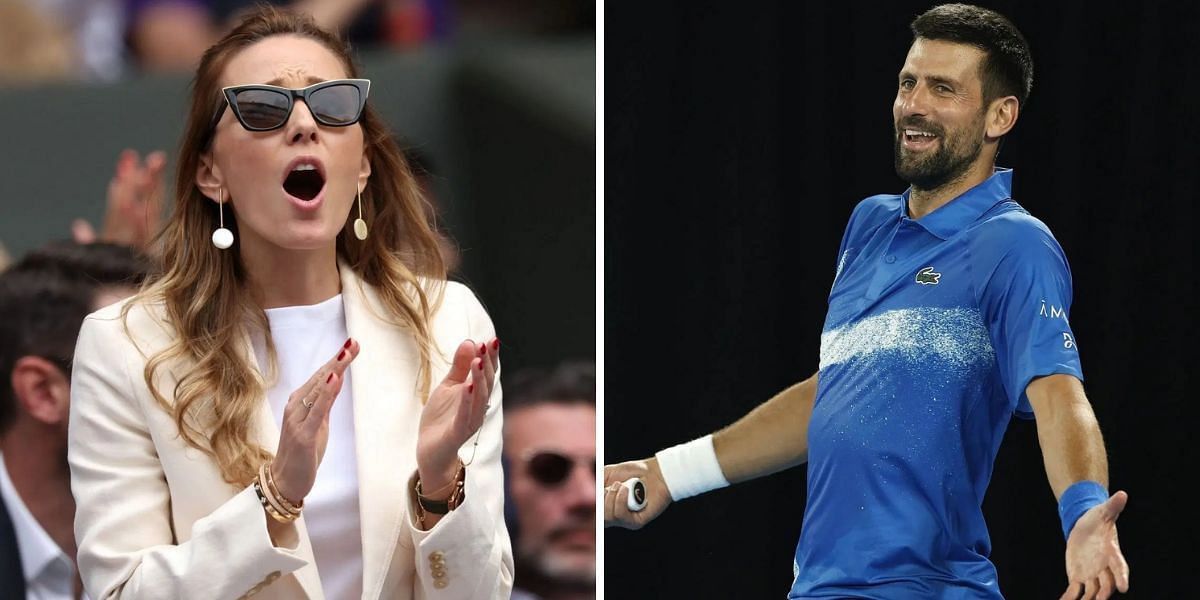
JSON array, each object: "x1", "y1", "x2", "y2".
[
  {"x1": 212, "y1": 189, "x2": 234, "y2": 249},
  {"x1": 353, "y1": 186, "x2": 368, "y2": 240}
]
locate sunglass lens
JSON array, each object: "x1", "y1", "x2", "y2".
[
  {"x1": 234, "y1": 88, "x2": 290, "y2": 129},
  {"x1": 528, "y1": 452, "x2": 571, "y2": 486},
  {"x1": 310, "y1": 84, "x2": 362, "y2": 126}
]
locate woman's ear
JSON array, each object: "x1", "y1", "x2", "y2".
[
  {"x1": 196, "y1": 152, "x2": 223, "y2": 202},
  {"x1": 358, "y1": 149, "x2": 372, "y2": 193}
]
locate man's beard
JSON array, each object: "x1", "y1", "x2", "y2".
[
  {"x1": 894, "y1": 116, "x2": 985, "y2": 191},
  {"x1": 516, "y1": 525, "x2": 596, "y2": 591}
]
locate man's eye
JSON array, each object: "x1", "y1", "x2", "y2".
[
  {"x1": 900, "y1": 79, "x2": 915, "y2": 90},
  {"x1": 936, "y1": 85, "x2": 952, "y2": 93}
]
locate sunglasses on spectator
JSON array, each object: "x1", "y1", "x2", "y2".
[
  {"x1": 210, "y1": 78, "x2": 371, "y2": 135},
  {"x1": 523, "y1": 451, "x2": 596, "y2": 487}
]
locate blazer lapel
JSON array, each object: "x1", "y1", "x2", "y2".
[{"x1": 340, "y1": 268, "x2": 422, "y2": 598}]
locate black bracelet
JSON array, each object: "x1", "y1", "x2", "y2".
[{"x1": 418, "y1": 494, "x2": 452, "y2": 515}]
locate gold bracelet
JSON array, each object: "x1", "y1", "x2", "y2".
[
  {"x1": 258, "y1": 463, "x2": 296, "y2": 518},
  {"x1": 254, "y1": 480, "x2": 296, "y2": 524},
  {"x1": 416, "y1": 460, "x2": 464, "y2": 500},
  {"x1": 261, "y1": 462, "x2": 302, "y2": 516},
  {"x1": 414, "y1": 462, "x2": 467, "y2": 528}
]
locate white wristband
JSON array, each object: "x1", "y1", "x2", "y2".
[{"x1": 655, "y1": 434, "x2": 729, "y2": 501}]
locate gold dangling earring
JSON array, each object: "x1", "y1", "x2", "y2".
[
  {"x1": 353, "y1": 186, "x2": 369, "y2": 240},
  {"x1": 212, "y1": 188, "x2": 234, "y2": 249}
]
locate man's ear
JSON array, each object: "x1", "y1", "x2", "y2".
[
  {"x1": 986, "y1": 96, "x2": 1019, "y2": 140},
  {"x1": 10, "y1": 356, "x2": 71, "y2": 427},
  {"x1": 196, "y1": 152, "x2": 224, "y2": 202}
]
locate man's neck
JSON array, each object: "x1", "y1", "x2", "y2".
[
  {"x1": 0, "y1": 428, "x2": 77, "y2": 559},
  {"x1": 907, "y1": 159, "x2": 996, "y2": 220}
]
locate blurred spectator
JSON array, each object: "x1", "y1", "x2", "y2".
[
  {"x1": 71, "y1": 148, "x2": 167, "y2": 257},
  {"x1": 1, "y1": 0, "x2": 591, "y2": 83},
  {"x1": 127, "y1": 0, "x2": 389, "y2": 71},
  {"x1": 0, "y1": 241, "x2": 151, "y2": 598},
  {"x1": 455, "y1": 0, "x2": 592, "y2": 39},
  {"x1": 503, "y1": 361, "x2": 595, "y2": 600},
  {"x1": 0, "y1": 0, "x2": 125, "y2": 83},
  {"x1": 0, "y1": 147, "x2": 163, "y2": 282}
]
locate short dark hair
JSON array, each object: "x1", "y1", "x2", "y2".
[
  {"x1": 0, "y1": 241, "x2": 152, "y2": 432},
  {"x1": 911, "y1": 3, "x2": 1033, "y2": 108},
  {"x1": 504, "y1": 361, "x2": 595, "y2": 412}
]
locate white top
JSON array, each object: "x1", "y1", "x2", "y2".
[
  {"x1": 0, "y1": 452, "x2": 88, "y2": 600},
  {"x1": 251, "y1": 294, "x2": 363, "y2": 599}
]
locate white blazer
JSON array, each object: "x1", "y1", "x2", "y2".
[{"x1": 68, "y1": 268, "x2": 513, "y2": 600}]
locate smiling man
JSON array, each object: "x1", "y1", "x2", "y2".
[{"x1": 605, "y1": 4, "x2": 1129, "y2": 599}]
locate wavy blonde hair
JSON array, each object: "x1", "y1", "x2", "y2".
[{"x1": 124, "y1": 6, "x2": 447, "y2": 487}]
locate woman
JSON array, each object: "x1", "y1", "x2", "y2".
[{"x1": 67, "y1": 7, "x2": 512, "y2": 599}]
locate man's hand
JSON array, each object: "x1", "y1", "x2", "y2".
[
  {"x1": 603, "y1": 458, "x2": 672, "y2": 530},
  {"x1": 1060, "y1": 491, "x2": 1130, "y2": 600}
]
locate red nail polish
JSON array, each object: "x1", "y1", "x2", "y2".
[
  {"x1": 480, "y1": 343, "x2": 487, "y2": 354},
  {"x1": 343, "y1": 338, "x2": 352, "y2": 349},
  {"x1": 476, "y1": 361, "x2": 483, "y2": 371},
  {"x1": 337, "y1": 350, "x2": 346, "y2": 361},
  {"x1": 327, "y1": 372, "x2": 335, "y2": 384},
  {"x1": 468, "y1": 384, "x2": 474, "y2": 394},
  {"x1": 492, "y1": 339, "x2": 500, "y2": 351}
]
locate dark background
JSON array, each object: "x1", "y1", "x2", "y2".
[{"x1": 606, "y1": 1, "x2": 1195, "y2": 597}]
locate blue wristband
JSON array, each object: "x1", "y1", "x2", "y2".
[{"x1": 1057, "y1": 480, "x2": 1108, "y2": 541}]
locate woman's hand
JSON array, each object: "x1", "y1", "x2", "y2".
[
  {"x1": 271, "y1": 338, "x2": 360, "y2": 504},
  {"x1": 416, "y1": 338, "x2": 499, "y2": 492}
]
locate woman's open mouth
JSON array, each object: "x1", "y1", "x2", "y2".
[{"x1": 281, "y1": 156, "x2": 327, "y2": 206}]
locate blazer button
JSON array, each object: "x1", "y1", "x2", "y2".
[
  {"x1": 429, "y1": 551, "x2": 445, "y2": 563},
  {"x1": 434, "y1": 579, "x2": 448, "y2": 589}
]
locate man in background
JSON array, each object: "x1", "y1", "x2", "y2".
[
  {"x1": 0, "y1": 241, "x2": 150, "y2": 598},
  {"x1": 503, "y1": 362, "x2": 595, "y2": 600}
]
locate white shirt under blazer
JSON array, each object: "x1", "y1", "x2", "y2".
[{"x1": 67, "y1": 266, "x2": 513, "y2": 599}]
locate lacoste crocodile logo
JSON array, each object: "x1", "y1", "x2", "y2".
[{"x1": 915, "y1": 266, "x2": 941, "y2": 285}]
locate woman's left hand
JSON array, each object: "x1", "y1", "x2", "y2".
[{"x1": 416, "y1": 338, "x2": 499, "y2": 492}]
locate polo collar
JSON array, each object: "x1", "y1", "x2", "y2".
[{"x1": 901, "y1": 168, "x2": 1013, "y2": 240}]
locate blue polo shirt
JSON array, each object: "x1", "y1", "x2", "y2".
[{"x1": 790, "y1": 168, "x2": 1083, "y2": 599}]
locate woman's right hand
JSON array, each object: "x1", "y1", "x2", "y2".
[{"x1": 270, "y1": 338, "x2": 359, "y2": 504}]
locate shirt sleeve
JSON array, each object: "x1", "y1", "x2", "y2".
[
  {"x1": 830, "y1": 199, "x2": 868, "y2": 293},
  {"x1": 69, "y1": 313, "x2": 308, "y2": 599},
  {"x1": 401, "y1": 284, "x2": 514, "y2": 599},
  {"x1": 977, "y1": 220, "x2": 1084, "y2": 418}
]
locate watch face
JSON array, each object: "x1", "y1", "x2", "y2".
[{"x1": 633, "y1": 480, "x2": 646, "y2": 504}]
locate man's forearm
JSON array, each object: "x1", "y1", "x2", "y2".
[
  {"x1": 1027, "y1": 374, "x2": 1109, "y2": 498},
  {"x1": 712, "y1": 372, "x2": 818, "y2": 484}
]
